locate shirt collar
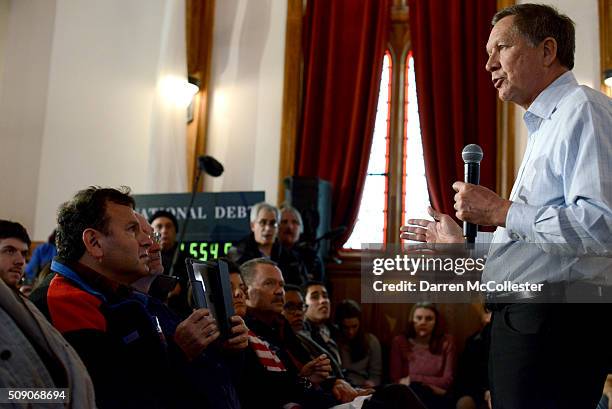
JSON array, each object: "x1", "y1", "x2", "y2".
[
  {"x1": 526, "y1": 71, "x2": 577, "y2": 120},
  {"x1": 53, "y1": 258, "x2": 133, "y2": 301}
]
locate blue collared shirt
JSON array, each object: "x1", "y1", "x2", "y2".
[{"x1": 482, "y1": 71, "x2": 612, "y2": 284}]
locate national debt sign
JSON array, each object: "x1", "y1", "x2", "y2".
[{"x1": 133, "y1": 191, "x2": 264, "y2": 261}]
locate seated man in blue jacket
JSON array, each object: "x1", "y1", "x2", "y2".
[{"x1": 41, "y1": 186, "x2": 247, "y2": 409}]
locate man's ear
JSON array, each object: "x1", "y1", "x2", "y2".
[
  {"x1": 246, "y1": 287, "x2": 257, "y2": 306},
  {"x1": 541, "y1": 37, "x2": 558, "y2": 67},
  {"x1": 247, "y1": 286, "x2": 255, "y2": 298},
  {"x1": 82, "y1": 228, "x2": 104, "y2": 258}
]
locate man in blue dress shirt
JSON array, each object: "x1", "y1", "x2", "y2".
[{"x1": 402, "y1": 4, "x2": 612, "y2": 409}]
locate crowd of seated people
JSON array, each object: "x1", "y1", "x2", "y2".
[
  {"x1": 6, "y1": 189, "x2": 612, "y2": 409},
  {"x1": 228, "y1": 202, "x2": 321, "y2": 287}
]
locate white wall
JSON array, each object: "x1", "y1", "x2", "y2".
[
  {"x1": 0, "y1": 0, "x2": 57, "y2": 237},
  {"x1": 0, "y1": 0, "x2": 11, "y2": 97},
  {"x1": 205, "y1": 0, "x2": 286, "y2": 203},
  {"x1": 0, "y1": 0, "x2": 188, "y2": 240},
  {"x1": 513, "y1": 0, "x2": 601, "y2": 174}
]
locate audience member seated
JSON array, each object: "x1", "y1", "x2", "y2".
[
  {"x1": 131, "y1": 213, "x2": 164, "y2": 293},
  {"x1": 132, "y1": 213, "x2": 183, "y2": 301},
  {"x1": 452, "y1": 306, "x2": 491, "y2": 409},
  {"x1": 0, "y1": 220, "x2": 96, "y2": 407},
  {"x1": 37, "y1": 186, "x2": 247, "y2": 409},
  {"x1": 335, "y1": 299, "x2": 382, "y2": 388},
  {"x1": 31, "y1": 213, "x2": 177, "y2": 320},
  {"x1": 283, "y1": 284, "x2": 344, "y2": 379},
  {"x1": 229, "y1": 202, "x2": 309, "y2": 286},
  {"x1": 137, "y1": 214, "x2": 248, "y2": 408},
  {"x1": 233, "y1": 258, "x2": 337, "y2": 408},
  {"x1": 0, "y1": 220, "x2": 29, "y2": 291},
  {"x1": 25, "y1": 228, "x2": 57, "y2": 283},
  {"x1": 304, "y1": 281, "x2": 342, "y2": 367},
  {"x1": 241, "y1": 258, "x2": 368, "y2": 408},
  {"x1": 279, "y1": 204, "x2": 325, "y2": 282},
  {"x1": 390, "y1": 302, "x2": 455, "y2": 409},
  {"x1": 149, "y1": 209, "x2": 190, "y2": 317},
  {"x1": 228, "y1": 202, "x2": 280, "y2": 263}
]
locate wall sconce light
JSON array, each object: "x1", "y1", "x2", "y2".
[
  {"x1": 187, "y1": 76, "x2": 201, "y2": 97},
  {"x1": 604, "y1": 69, "x2": 612, "y2": 87},
  {"x1": 159, "y1": 75, "x2": 200, "y2": 108},
  {"x1": 187, "y1": 76, "x2": 201, "y2": 123}
]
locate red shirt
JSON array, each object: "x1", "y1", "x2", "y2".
[{"x1": 389, "y1": 334, "x2": 455, "y2": 390}]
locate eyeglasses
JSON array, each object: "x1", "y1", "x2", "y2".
[
  {"x1": 283, "y1": 302, "x2": 306, "y2": 313},
  {"x1": 150, "y1": 231, "x2": 162, "y2": 244},
  {"x1": 257, "y1": 219, "x2": 278, "y2": 228}
]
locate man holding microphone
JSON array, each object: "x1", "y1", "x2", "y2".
[{"x1": 401, "y1": 4, "x2": 612, "y2": 409}]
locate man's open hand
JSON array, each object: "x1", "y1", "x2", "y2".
[{"x1": 401, "y1": 206, "x2": 463, "y2": 243}]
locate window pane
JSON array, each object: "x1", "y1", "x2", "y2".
[
  {"x1": 344, "y1": 53, "x2": 391, "y2": 249},
  {"x1": 403, "y1": 54, "x2": 431, "y2": 225},
  {"x1": 344, "y1": 175, "x2": 386, "y2": 249}
]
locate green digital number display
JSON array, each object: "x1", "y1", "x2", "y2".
[{"x1": 179, "y1": 241, "x2": 233, "y2": 262}]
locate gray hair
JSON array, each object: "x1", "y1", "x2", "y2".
[
  {"x1": 279, "y1": 203, "x2": 304, "y2": 234},
  {"x1": 249, "y1": 202, "x2": 280, "y2": 223},
  {"x1": 240, "y1": 257, "x2": 279, "y2": 286},
  {"x1": 492, "y1": 4, "x2": 575, "y2": 70}
]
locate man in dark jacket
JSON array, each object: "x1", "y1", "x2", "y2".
[
  {"x1": 239, "y1": 258, "x2": 365, "y2": 408},
  {"x1": 229, "y1": 202, "x2": 309, "y2": 286},
  {"x1": 41, "y1": 186, "x2": 247, "y2": 409}
]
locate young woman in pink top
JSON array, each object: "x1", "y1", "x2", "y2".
[{"x1": 390, "y1": 302, "x2": 455, "y2": 409}]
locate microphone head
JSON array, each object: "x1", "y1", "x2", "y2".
[
  {"x1": 198, "y1": 155, "x2": 224, "y2": 177},
  {"x1": 462, "y1": 144, "x2": 483, "y2": 164}
]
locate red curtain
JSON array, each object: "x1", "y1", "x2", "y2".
[
  {"x1": 409, "y1": 0, "x2": 498, "y2": 218},
  {"x1": 296, "y1": 0, "x2": 390, "y2": 245}
]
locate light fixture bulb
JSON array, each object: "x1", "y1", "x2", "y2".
[
  {"x1": 604, "y1": 69, "x2": 612, "y2": 87},
  {"x1": 159, "y1": 75, "x2": 200, "y2": 108}
]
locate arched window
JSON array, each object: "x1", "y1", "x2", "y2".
[
  {"x1": 344, "y1": 52, "x2": 392, "y2": 249},
  {"x1": 403, "y1": 52, "x2": 430, "y2": 224},
  {"x1": 345, "y1": 48, "x2": 430, "y2": 249}
]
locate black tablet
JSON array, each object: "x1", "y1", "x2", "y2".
[{"x1": 185, "y1": 258, "x2": 236, "y2": 340}]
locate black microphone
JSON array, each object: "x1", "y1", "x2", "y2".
[
  {"x1": 461, "y1": 144, "x2": 483, "y2": 244},
  {"x1": 168, "y1": 155, "x2": 224, "y2": 277},
  {"x1": 198, "y1": 155, "x2": 224, "y2": 177}
]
